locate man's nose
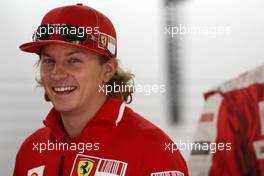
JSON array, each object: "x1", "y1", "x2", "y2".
[{"x1": 50, "y1": 64, "x2": 68, "y2": 80}]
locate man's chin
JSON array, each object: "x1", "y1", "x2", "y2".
[{"x1": 52, "y1": 102, "x2": 77, "y2": 113}]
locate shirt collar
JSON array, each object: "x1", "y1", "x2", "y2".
[{"x1": 43, "y1": 97, "x2": 125, "y2": 140}]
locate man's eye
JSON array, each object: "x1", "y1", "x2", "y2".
[
  {"x1": 69, "y1": 58, "x2": 81, "y2": 63},
  {"x1": 42, "y1": 58, "x2": 55, "y2": 64}
]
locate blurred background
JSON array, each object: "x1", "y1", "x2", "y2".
[{"x1": 1, "y1": 0, "x2": 264, "y2": 174}]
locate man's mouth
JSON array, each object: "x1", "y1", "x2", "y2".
[{"x1": 52, "y1": 86, "x2": 77, "y2": 94}]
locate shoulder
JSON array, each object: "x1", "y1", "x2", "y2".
[
  {"x1": 16, "y1": 127, "x2": 51, "y2": 155},
  {"x1": 22, "y1": 127, "x2": 51, "y2": 145},
  {"x1": 215, "y1": 64, "x2": 264, "y2": 93},
  {"x1": 121, "y1": 107, "x2": 188, "y2": 174},
  {"x1": 14, "y1": 126, "x2": 51, "y2": 172},
  {"x1": 204, "y1": 65, "x2": 264, "y2": 104},
  {"x1": 122, "y1": 107, "x2": 178, "y2": 155},
  {"x1": 122, "y1": 106, "x2": 172, "y2": 142}
]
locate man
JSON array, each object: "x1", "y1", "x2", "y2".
[
  {"x1": 189, "y1": 64, "x2": 264, "y2": 175},
  {"x1": 14, "y1": 3, "x2": 188, "y2": 176}
]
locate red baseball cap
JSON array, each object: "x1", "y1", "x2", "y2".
[{"x1": 19, "y1": 3, "x2": 117, "y2": 58}]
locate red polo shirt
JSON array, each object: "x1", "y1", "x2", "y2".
[{"x1": 14, "y1": 98, "x2": 188, "y2": 176}]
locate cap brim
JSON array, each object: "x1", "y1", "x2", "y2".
[{"x1": 19, "y1": 40, "x2": 109, "y2": 58}]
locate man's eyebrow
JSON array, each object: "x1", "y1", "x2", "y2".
[
  {"x1": 40, "y1": 50, "x2": 83, "y2": 57},
  {"x1": 40, "y1": 52, "x2": 52, "y2": 57},
  {"x1": 66, "y1": 50, "x2": 84, "y2": 56}
]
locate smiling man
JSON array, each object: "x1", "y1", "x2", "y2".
[
  {"x1": 14, "y1": 3, "x2": 188, "y2": 176},
  {"x1": 40, "y1": 45, "x2": 113, "y2": 138}
]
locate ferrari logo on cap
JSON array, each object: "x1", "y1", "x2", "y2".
[
  {"x1": 99, "y1": 34, "x2": 108, "y2": 48},
  {"x1": 77, "y1": 158, "x2": 94, "y2": 176},
  {"x1": 97, "y1": 32, "x2": 116, "y2": 56}
]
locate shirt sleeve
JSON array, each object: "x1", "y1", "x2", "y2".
[
  {"x1": 211, "y1": 91, "x2": 262, "y2": 175},
  {"x1": 189, "y1": 92, "x2": 260, "y2": 176},
  {"x1": 209, "y1": 93, "x2": 244, "y2": 175},
  {"x1": 188, "y1": 93, "x2": 224, "y2": 176}
]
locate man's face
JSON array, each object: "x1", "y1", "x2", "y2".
[{"x1": 40, "y1": 44, "x2": 107, "y2": 113}]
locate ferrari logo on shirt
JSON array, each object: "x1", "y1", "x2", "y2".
[
  {"x1": 77, "y1": 158, "x2": 94, "y2": 176},
  {"x1": 71, "y1": 154, "x2": 128, "y2": 176}
]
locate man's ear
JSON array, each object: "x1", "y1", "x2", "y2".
[{"x1": 102, "y1": 58, "x2": 118, "y2": 83}]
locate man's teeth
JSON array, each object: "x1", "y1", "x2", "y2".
[{"x1": 54, "y1": 86, "x2": 76, "y2": 92}]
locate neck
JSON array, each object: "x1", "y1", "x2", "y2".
[{"x1": 60, "y1": 94, "x2": 107, "y2": 138}]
